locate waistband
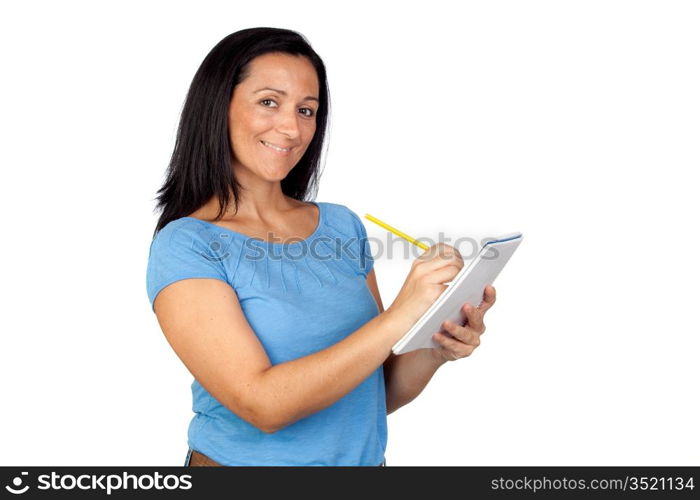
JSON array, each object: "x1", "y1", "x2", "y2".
[{"x1": 185, "y1": 448, "x2": 386, "y2": 466}]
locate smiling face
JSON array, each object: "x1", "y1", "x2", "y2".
[{"x1": 228, "y1": 52, "x2": 320, "y2": 184}]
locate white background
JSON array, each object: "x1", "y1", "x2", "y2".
[{"x1": 1, "y1": 0, "x2": 698, "y2": 466}]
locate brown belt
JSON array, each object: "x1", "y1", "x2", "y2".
[
  {"x1": 188, "y1": 449, "x2": 222, "y2": 467},
  {"x1": 187, "y1": 449, "x2": 385, "y2": 466}
]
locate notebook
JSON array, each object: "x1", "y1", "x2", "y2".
[{"x1": 392, "y1": 232, "x2": 524, "y2": 355}]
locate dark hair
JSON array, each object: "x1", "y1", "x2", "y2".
[{"x1": 151, "y1": 27, "x2": 330, "y2": 236}]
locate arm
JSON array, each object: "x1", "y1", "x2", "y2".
[
  {"x1": 366, "y1": 268, "x2": 447, "y2": 415},
  {"x1": 153, "y1": 277, "x2": 407, "y2": 434}
]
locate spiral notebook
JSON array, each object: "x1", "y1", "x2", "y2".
[{"x1": 392, "y1": 232, "x2": 524, "y2": 355}]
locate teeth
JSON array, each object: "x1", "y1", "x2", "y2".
[{"x1": 262, "y1": 141, "x2": 291, "y2": 152}]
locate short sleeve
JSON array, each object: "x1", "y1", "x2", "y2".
[
  {"x1": 347, "y1": 209, "x2": 375, "y2": 278},
  {"x1": 146, "y1": 221, "x2": 229, "y2": 312}
]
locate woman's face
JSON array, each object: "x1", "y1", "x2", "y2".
[{"x1": 228, "y1": 52, "x2": 320, "y2": 183}]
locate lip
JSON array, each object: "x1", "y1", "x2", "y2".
[{"x1": 260, "y1": 140, "x2": 294, "y2": 156}]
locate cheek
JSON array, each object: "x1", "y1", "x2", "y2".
[
  {"x1": 302, "y1": 123, "x2": 317, "y2": 146},
  {"x1": 230, "y1": 106, "x2": 269, "y2": 138}
]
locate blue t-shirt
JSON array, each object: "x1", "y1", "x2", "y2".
[{"x1": 146, "y1": 201, "x2": 387, "y2": 466}]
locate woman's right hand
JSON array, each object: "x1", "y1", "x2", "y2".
[{"x1": 384, "y1": 243, "x2": 465, "y2": 333}]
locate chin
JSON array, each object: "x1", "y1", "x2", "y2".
[{"x1": 260, "y1": 168, "x2": 294, "y2": 181}]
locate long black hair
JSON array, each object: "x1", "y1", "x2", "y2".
[{"x1": 151, "y1": 27, "x2": 330, "y2": 236}]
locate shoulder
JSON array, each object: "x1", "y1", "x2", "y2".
[
  {"x1": 316, "y1": 201, "x2": 374, "y2": 277},
  {"x1": 152, "y1": 217, "x2": 215, "y2": 243},
  {"x1": 146, "y1": 218, "x2": 231, "y2": 311},
  {"x1": 150, "y1": 217, "x2": 232, "y2": 257},
  {"x1": 317, "y1": 201, "x2": 367, "y2": 236},
  {"x1": 147, "y1": 217, "x2": 233, "y2": 277}
]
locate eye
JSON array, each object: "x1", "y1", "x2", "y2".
[{"x1": 260, "y1": 98, "x2": 315, "y2": 117}]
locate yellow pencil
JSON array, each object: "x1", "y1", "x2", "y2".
[{"x1": 364, "y1": 213, "x2": 430, "y2": 251}]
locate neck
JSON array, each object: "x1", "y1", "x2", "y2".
[{"x1": 228, "y1": 183, "x2": 295, "y2": 221}]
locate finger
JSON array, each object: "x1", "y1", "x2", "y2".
[
  {"x1": 461, "y1": 303, "x2": 485, "y2": 334},
  {"x1": 431, "y1": 264, "x2": 463, "y2": 285},
  {"x1": 425, "y1": 243, "x2": 463, "y2": 260},
  {"x1": 433, "y1": 332, "x2": 476, "y2": 359},
  {"x1": 478, "y1": 285, "x2": 497, "y2": 314},
  {"x1": 416, "y1": 244, "x2": 464, "y2": 268},
  {"x1": 443, "y1": 320, "x2": 481, "y2": 346},
  {"x1": 413, "y1": 258, "x2": 463, "y2": 282}
]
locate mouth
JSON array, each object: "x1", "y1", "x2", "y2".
[{"x1": 260, "y1": 140, "x2": 294, "y2": 154}]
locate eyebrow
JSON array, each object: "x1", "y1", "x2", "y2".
[{"x1": 253, "y1": 87, "x2": 319, "y2": 103}]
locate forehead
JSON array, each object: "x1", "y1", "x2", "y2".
[{"x1": 239, "y1": 52, "x2": 319, "y2": 95}]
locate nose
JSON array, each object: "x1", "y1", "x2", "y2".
[{"x1": 274, "y1": 105, "x2": 302, "y2": 140}]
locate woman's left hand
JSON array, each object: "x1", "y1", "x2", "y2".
[{"x1": 430, "y1": 285, "x2": 496, "y2": 363}]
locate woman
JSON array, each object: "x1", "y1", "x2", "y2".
[{"x1": 146, "y1": 27, "x2": 496, "y2": 466}]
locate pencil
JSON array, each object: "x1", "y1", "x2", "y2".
[{"x1": 364, "y1": 213, "x2": 430, "y2": 251}]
